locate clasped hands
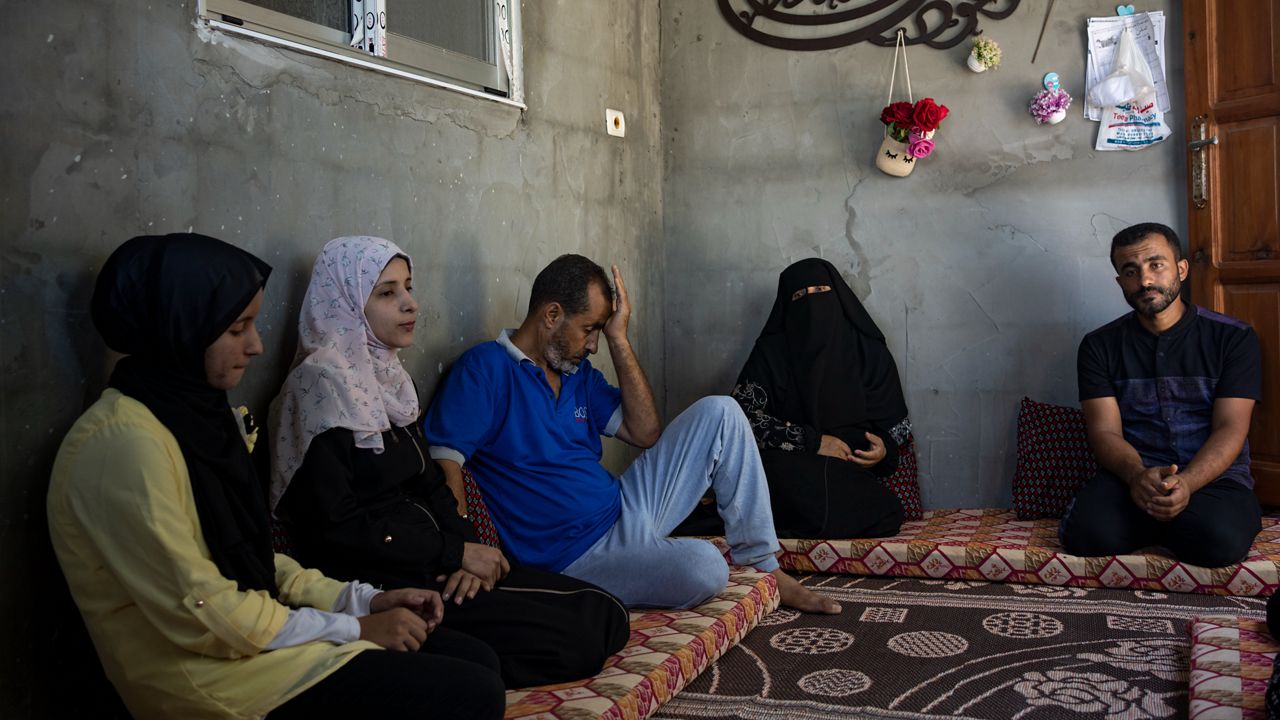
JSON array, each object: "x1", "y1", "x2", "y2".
[
  {"x1": 359, "y1": 543, "x2": 511, "y2": 651},
  {"x1": 435, "y1": 541, "x2": 511, "y2": 605},
  {"x1": 1128, "y1": 464, "x2": 1189, "y2": 520},
  {"x1": 818, "y1": 432, "x2": 886, "y2": 467}
]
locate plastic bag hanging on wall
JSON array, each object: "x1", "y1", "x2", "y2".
[{"x1": 350, "y1": 0, "x2": 387, "y2": 57}]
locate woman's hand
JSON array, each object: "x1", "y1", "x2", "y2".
[
  {"x1": 436, "y1": 569, "x2": 486, "y2": 605},
  {"x1": 369, "y1": 587, "x2": 444, "y2": 627},
  {"x1": 851, "y1": 432, "x2": 886, "y2": 467},
  {"x1": 358, "y1": 608, "x2": 429, "y2": 651},
  {"x1": 461, "y1": 542, "x2": 511, "y2": 590},
  {"x1": 818, "y1": 434, "x2": 854, "y2": 461},
  {"x1": 361, "y1": 588, "x2": 444, "y2": 651}
]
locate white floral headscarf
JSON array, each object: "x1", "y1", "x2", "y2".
[{"x1": 268, "y1": 236, "x2": 420, "y2": 510}]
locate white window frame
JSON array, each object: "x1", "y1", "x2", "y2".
[{"x1": 197, "y1": 0, "x2": 525, "y2": 109}]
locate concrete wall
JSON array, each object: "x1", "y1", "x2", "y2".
[
  {"x1": 661, "y1": 1, "x2": 1187, "y2": 509},
  {"x1": 0, "y1": 1, "x2": 662, "y2": 714}
]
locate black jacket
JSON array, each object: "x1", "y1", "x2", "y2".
[{"x1": 279, "y1": 423, "x2": 480, "y2": 589}]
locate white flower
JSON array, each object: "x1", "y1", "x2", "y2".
[
  {"x1": 1077, "y1": 641, "x2": 1186, "y2": 681},
  {"x1": 1013, "y1": 669, "x2": 1178, "y2": 718}
]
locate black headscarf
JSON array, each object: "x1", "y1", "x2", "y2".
[
  {"x1": 739, "y1": 258, "x2": 908, "y2": 449},
  {"x1": 92, "y1": 233, "x2": 278, "y2": 596}
]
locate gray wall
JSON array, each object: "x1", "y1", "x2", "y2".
[
  {"x1": 1, "y1": 0, "x2": 1195, "y2": 713},
  {"x1": 0, "y1": 1, "x2": 661, "y2": 714},
  {"x1": 660, "y1": 1, "x2": 1187, "y2": 509}
]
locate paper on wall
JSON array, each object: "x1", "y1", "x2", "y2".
[
  {"x1": 349, "y1": 0, "x2": 387, "y2": 58},
  {"x1": 1085, "y1": 11, "x2": 1168, "y2": 121}
]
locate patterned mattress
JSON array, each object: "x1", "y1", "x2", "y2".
[
  {"x1": 1189, "y1": 616, "x2": 1278, "y2": 719},
  {"x1": 505, "y1": 567, "x2": 780, "y2": 720},
  {"x1": 777, "y1": 508, "x2": 1280, "y2": 596}
]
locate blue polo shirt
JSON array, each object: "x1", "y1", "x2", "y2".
[
  {"x1": 1078, "y1": 304, "x2": 1262, "y2": 487},
  {"x1": 425, "y1": 330, "x2": 624, "y2": 571}
]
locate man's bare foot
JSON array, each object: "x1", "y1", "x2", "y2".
[{"x1": 771, "y1": 569, "x2": 841, "y2": 614}]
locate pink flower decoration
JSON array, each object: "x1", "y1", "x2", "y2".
[{"x1": 907, "y1": 130, "x2": 935, "y2": 158}]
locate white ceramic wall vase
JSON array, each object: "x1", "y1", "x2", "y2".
[
  {"x1": 876, "y1": 136, "x2": 916, "y2": 177},
  {"x1": 967, "y1": 52, "x2": 987, "y2": 73},
  {"x1": 1046, "y1": 109, "x2": 1067, "y2": 125}
]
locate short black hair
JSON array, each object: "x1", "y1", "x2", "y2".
[
  {"x1": 527, "y1": 254, "x2": 613, "y2": 317},
  {"x1": 1110, "y1": 222, "x2": 1183, "y2": 269}
]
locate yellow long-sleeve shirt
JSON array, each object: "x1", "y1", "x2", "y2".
[{"x1": 48, "y1": 389, "x2": 379, "y2": 719}]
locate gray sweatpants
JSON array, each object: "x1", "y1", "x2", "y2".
[{"x1": 562, "y1": 396, "x2": 781, "y2": 608}]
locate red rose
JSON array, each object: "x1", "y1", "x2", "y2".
[
  {"x1": 880, "y1": 101, "x2": 914, "y2": 128},
  {"x1": 911, "y1": 98, "x2": 950, "y2": 133}
]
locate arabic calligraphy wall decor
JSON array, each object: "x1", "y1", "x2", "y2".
[{"x1": 717, "y1": 0, "x2": 1023, "y2": 51}]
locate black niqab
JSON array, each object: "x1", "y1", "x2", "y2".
[
  {"x1": 92, "y1": 233, "x2": 278, "y2": 595},
  {"x1": 740, "y1": 258, "x2": 908, "y2": 448}
]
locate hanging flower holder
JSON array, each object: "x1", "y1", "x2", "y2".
[
  {"x1": 968, "y1": 37, "x2": 1002, "y2": 72},
  {"x1": 1029, "y1": 73, "x2": 1072, "y2": 125},
  {"x1": 876, "y1": 30, "x2": 950, "y2": 178}
]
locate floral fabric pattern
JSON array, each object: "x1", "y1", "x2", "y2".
[
  {"x1": 1014, "y1": 669, "x2": 1178, "y2": 718},
  {"x1": 730, "y1": 381, "x2": 811, "y2": 452}
]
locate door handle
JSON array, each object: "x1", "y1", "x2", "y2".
[{"x1": 1190, "y1": 116, "x2": 1215, "y2": 210}]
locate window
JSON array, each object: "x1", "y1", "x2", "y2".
[{"x1": 199, "y1": 0, "x2": 522, "y2": 106}]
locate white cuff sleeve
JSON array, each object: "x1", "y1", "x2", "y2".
[
  {"x1": 428, "y1": 445, "x2": 467, "y2": 465},
  {"x1": 264, "y1": 609, "x2": 362, "y2": 650},
  {"x1": 331, "y1": 581, "x2": 382, "y2": 617},
  {"x1": 603, "y1": 405, "x2": 624, "y2": 437}
]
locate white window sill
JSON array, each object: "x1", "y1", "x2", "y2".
[{"x1": 203, "y1": 18, "x2": 527, "y2": 112}]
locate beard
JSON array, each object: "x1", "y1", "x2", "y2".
[
  {"x1": 1125, "y1": 277, "x2": 1181, "y2": 317},
  {"x1": 544, "y1": 328, "x2": 581, "y2": 374}
]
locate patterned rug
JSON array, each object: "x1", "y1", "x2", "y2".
[{"x1": 652, "y1": 575, "x2": 1269, "y2": 720}]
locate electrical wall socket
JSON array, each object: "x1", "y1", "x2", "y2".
[{"x1": 606, "y1": 108, "x2": 626, "y2": 137}]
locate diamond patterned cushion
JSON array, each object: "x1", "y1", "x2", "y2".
[
  {"x1": 505, "y1": 568, "x2": 779, "y2": 719},
  {"x1": 462, "y1": 467, "x2": 502, "y2": 548},
  {"x1": 1189, "y1": 615, "x2": 1279, "y2": 719},
  {"x1": 1012, "y1": 397, "x2": 1099, "y2": 520},
  {"x1": 885, "y1": 433, "x2": 923, "y2": 521},
  {"x1": 777, "y1": 508, "x2": 1280, "y2": 596}
]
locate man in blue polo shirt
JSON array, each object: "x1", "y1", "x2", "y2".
[
  {"x1": 1061, "y1": 222, "x2": 1263, "y2": 567},
  {"x1": 425, "y1": 254, "x2": 839, "y2": 613}
]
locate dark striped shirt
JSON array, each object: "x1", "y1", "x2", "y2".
[{"x1": 1078, "y1": 304, "x2": 1262, "y2": 487}]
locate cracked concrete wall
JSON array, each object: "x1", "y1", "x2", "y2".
[
  {"x1": 661, "y1": 1, "x2": 1186, "y2": 509},
  {"x1": 0, "y1": 1, "x2": 661, "y2": 714}
]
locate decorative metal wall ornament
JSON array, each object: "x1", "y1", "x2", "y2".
[{"x1": 717, "y1": 0, "x2": 1023, "y2": 51}]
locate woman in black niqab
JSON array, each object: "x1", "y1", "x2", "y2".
[{"x1": 732, "y1": 258, "x2": 911, "y2": 539}]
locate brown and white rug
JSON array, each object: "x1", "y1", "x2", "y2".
[{"x1": 653, "y1": 575, "x2": 1268, "y2": 720}]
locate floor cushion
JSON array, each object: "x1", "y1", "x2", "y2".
[
  {"x1": 1012, "y1": 397, "x2": 1098, "y2": 520},
  {"x1": 461, "y1": 469, "x2": 781, "y2": 719},
  {"x1": 1189, "y1": 615, "x2": 1278, "y2": 719},
  {"x1": 504, "y1": 568, "x2": 778, "y2": 720},
  {"x1": 778, "y1": 507, "x2": 1280, "y2": 596}
]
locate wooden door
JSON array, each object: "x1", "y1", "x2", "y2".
[{"x1": 1184, "y1": 0, "x2": 1280, "y2": 505}]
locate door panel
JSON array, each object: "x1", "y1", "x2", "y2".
[
  {"x1": 1222, "y1": 285, "x2": 1280, "y2": 446},
  {"x1": 1186, "y1": 0, "x2": 1280, "y2": 504},
  {"x1": 1216, "y1": 119, "x2": 1280, "y2": 262},
  {"x1": 1211, "y1": 1, "x2": 1278, "y2": 101}
]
